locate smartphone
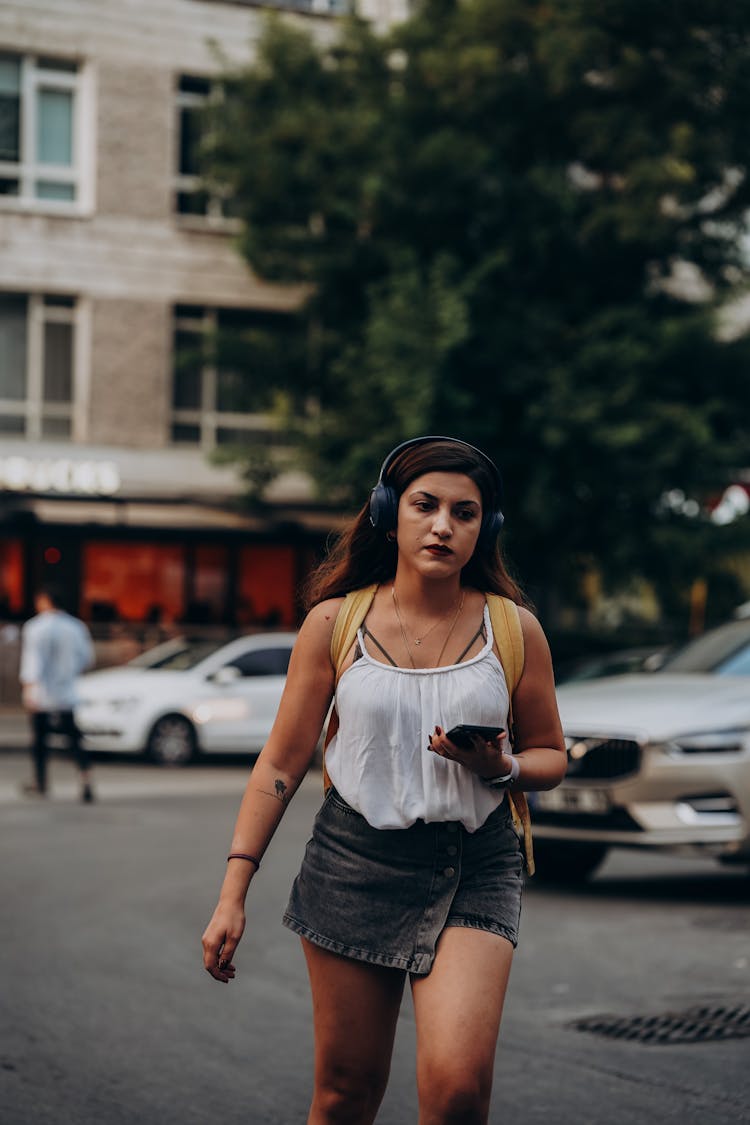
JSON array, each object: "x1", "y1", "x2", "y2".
[{"x1": 445, "y1": 724, "x2": 506, "y2": 750}]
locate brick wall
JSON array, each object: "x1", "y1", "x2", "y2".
[
  {"x1": 88, "y1": 299, "x2": 170, "y2": 447},
  {"x1": 97, "y1": 62, "x2": 173, "y2": 223}
]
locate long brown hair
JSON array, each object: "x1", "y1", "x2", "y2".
[{"x1": 303, "y1": 438, "x2": 526, "y2": 609}]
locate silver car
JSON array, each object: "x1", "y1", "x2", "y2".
[{"x1": 533, "y1": 618, "x2": 750, "y2": 881}]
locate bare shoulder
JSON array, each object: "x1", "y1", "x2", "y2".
[
  {"x1": 517, "y1": 604, "x2": 544, "y2": 637},
  {"x1": 517, "y1": 606, "x2": 553, "y2": 659},
  {"x1": 296, "y1": 598, "x2": 345, "y2": 649},
  {"x1": 283, "y1": 599, "x2": 345, "y2": 689}
]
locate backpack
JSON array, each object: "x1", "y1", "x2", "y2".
[{"x1": 324, "y1": 585, "x2": 535, "y2": 875}]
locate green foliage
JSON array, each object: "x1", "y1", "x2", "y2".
[{"x1": 204, "y1": 0, "x2": 750, "y2": 619}]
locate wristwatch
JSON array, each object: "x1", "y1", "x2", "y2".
[{"x1": 481, "y1": 755, "x2": 520, "y2": 789}]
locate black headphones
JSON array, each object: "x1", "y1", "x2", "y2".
[{"x1": 369, "y1": 436, "x2": 505, "y2": 548}]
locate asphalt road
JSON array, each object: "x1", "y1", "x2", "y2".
[{"x1": 1, "y1": 750, "x2": 749, "y2": 1125}]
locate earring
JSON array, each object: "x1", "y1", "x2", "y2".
[{"x1": 386, "y1": 530, "x2": 396, "y2": 542}]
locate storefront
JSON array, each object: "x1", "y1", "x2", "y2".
[{"x1": 0, "y1": 445, "x2": 340, "y2": 632}]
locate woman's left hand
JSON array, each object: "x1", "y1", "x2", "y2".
[{"x1": 428, "y1": 726, "x2": 511, "y2": 781}]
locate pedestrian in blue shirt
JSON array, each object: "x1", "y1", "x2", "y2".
[{"x1": 19, "y1": 584, "x2": 96, "y2": 802}]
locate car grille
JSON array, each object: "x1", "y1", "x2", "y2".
[
  {"x1": 564, "y1": 736, "x2": 641, "y2": 780},
  {"x1": 532, "y1": 807, "x2": 641, "y2": 831}
]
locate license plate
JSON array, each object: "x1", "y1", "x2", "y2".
[{"x1": 535, "y1": 788, "x2": 611, "y2": 814}]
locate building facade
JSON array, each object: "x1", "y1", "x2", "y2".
[{"x1": 0, "y1": 0, "x2": 407, "y2": 639}]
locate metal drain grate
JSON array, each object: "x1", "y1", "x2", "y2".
[{"x1": 570, "y1": 1002, "x2": 750, "y2": 1045}]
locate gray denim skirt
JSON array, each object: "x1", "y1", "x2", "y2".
[{"x1": 282, "y1": 787, "x2": 524, "y2": 976}]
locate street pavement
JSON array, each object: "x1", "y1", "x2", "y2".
[
  {"x1": 0, "y1": 708, "x2": 32, "y2": 746},
  {"x1": 1, "y1": 741, "x2": 749, "y2": 1125}
]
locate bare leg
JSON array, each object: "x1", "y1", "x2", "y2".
[
  {"x1": 301, "y1": 937, "x2": 406, "y2": 1125},
  {"x1": 411, "y1": 927, "x2": 514, "y2": 1125}
]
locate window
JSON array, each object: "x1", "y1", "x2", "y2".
[
  {"x1": 0, "y1": 538, "x2": 24, "y2": 616},
  {"x1": 190, "y1": 545, "x2": 229, "y2": 623},
  {"x1": 0, "y1": 54, "x2": 87, "y2": 209},
  {"x1": 174, "y1": 75, "x2": 236, "y2": 224},
  {"x1": 198, "y1": 1, "x2": 350, "y2": 11},
  {"x1": 0, "y1": 293, "x2": 78, "y2": 439},
  {"x1": 171, "y1": 304, "x2": 300, "y2": 450},
  {"x1": 237, "y1": 545, "x2": 296, "y2": 626},
  {"x1": 83, "y1": 543, "x2": 186, "y2": 624},
  {"x1": 227, "y1": 646, "x2": 292, "y2": 677}
]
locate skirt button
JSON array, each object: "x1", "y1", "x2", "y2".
[{"x1": 443, "y1": 866, "x2": 456, "y2": 878}]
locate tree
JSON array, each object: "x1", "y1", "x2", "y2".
[{"x1": 206, "y1": 0, "x2": 750, "y2": 626}]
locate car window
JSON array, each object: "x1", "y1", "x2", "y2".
[
  {"x1": 716, "y1": 644, "x2": 750, "y2": 675},
  {"x1": 556, "y1": 648, "x2": 665, "y2": 684},
  {"x1": 227, "y1": 647, "x2": 292, "y2": 677},
  {"x1": 130, "y1": 639, "x2": 220, "y2": 670},
  {"x1": 660, "y1": 620, "x2": 750, "y2": 674}
]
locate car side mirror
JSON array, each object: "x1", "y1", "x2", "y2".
[{"x1": 211, "y1": 665, "x2": 242, "y2": 685}]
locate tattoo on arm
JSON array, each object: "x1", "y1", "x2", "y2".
[{"x1": 259, "y1": 778, "x2": 290, "y2": 805}]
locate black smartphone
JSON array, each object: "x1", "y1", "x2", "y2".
[{"x1": 445, "y1": 724, "x2": 506, "y2": 750}]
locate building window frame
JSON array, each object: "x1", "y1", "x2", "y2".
[
  {"x1": 173, "y1": 74, "x2": 238, "y2": 230},
  {"x1": 0, "y1": 292, "x2": 84, "y2": 441},
  {"x1": 170, "y1": 305, "x2": 285, "y2": 452},
  {"x1": 0, "y1": 53, "x2": 93, "y2": 215}
]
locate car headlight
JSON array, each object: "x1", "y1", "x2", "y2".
[
  {"x1": 192, "y1": 699, "x2": 250, "y2": 724},
  {"x1": 103, "y1": 697, "x2": 142, "y2": 712},
  {"x1": 671, "y1": 728, "x2": 749, "y2": 754}
]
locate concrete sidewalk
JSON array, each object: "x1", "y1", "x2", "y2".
[
  {"x1": 0, "y1": 750, "x2": 253, "y2": 805},
  {"x1": 0, "y1": 707, "x2": 29, "y2": 749}
]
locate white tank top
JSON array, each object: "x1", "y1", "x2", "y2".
[{"x1": 325, "y1": 604, "x2": 511, "y2": 831}]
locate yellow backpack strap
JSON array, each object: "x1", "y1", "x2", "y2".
[
  {"x1": 486, "y1": 594, "x2": 524, "y2": 696},
  {"x1": 322, "y1": 585, "x2": 378, "y2": 790},
  {"x1": 330, "y1": 584, "x2": 378, "y2": 680},
  {"x1": 486, "y1": 595, "x2": 535, "y2": 876}
]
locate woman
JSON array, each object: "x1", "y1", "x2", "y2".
[{"x1": 202, "y1": 436, "x2": 566, "y2": 1125}]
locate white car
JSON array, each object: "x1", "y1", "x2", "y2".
[
  {"x1": 75, "y1": 633, "x2": 297, "y2": 765},
  {"x1": 533, "y1": 617, "x2": 750, "y2": 881}
]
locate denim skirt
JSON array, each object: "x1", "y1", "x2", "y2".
[{"x1": 282, "y1": 787, "x2": 524, "y2": 976}]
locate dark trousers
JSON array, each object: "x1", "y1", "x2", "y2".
[{"x1": 30, "y1": 711, "x2": 90, "y2": 793}]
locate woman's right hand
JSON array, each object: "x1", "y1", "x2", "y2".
[
  {"x1": 199, "y1": 601, "x2": 339, "y2": 985},
  {"x1": 202, "y1": 899, "x2": 246, "y2": 983}
]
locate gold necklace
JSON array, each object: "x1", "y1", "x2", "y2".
[
  {"x1": 391, "y1": 586, "x2": 459, "y2": 645},
  {"x1": 392, "y1": 587, "x2": 465, "y2": 668}
]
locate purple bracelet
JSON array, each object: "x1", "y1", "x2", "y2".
[{"x1": 227, "y1": 852, "x2": 261, "y2": 870}]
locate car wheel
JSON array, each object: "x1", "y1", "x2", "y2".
[
  {"x1": 147, "y1": 714, "x2": 197, "y2": 767},
  {"x1": 533, "y1": 839, "x2": 608, "y2": 884}
]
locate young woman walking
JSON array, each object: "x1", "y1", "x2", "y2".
[{"x1": 202, "y1": 436, "x2": 566, "y2": 1124}]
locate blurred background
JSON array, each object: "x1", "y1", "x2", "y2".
[
  {"x1": 1, "y1": 0, "x2": 749, "y2": 703},
  {"x1": 2, "y1": 9, "x2": 750, "y2": 1122}
]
